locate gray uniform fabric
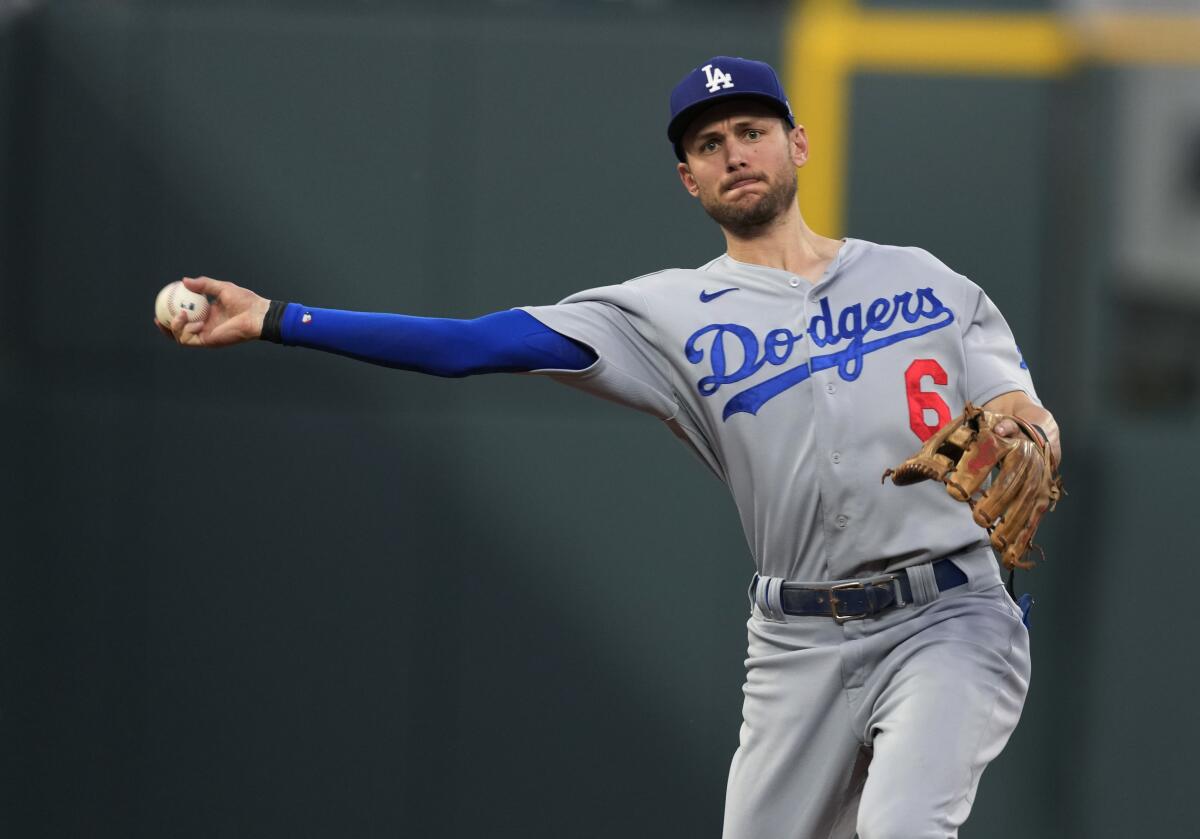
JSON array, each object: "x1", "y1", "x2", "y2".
[
  {"x1": 519, "y1": 238, "x2": 1038, "y2": 837},
  {"x1": 520, "y1": 238, "x2": 1039, "y2": 581},
  {"x1": 727, "y1": 548, "x2": 1030, "y2": 839}
]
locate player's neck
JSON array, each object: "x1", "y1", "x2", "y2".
[{"x1": 722, "y1": 207, "x2": 843, "y2": 283}]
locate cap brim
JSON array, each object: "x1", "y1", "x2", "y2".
[{"x1": 667, "y1": 91, "x2": 794, "y2": 147}]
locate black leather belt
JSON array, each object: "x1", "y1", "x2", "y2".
[{"x1": 752, "y1": 559, "x2": 968, "y2": 623}]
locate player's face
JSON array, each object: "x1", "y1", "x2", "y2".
[{"x1": 676, "y1": 101, "x2": 807, "y2": 236}]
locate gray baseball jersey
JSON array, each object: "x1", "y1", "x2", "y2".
[{"x1": 520, "y1": 237, "x2": 1038, "y2": 582}]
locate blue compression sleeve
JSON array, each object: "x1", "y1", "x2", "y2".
[{"x1": 274, "y1": 304, "x2": 596, "y2": 377}]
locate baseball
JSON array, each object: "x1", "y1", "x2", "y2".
[{"x1": 155, "y1": 281, "x2": 209, "y2": 327}]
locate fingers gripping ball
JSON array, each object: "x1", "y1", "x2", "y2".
[
  {"x1": 155, "y1": 281, "x2": 210, "y2": 327},
  {"x1": 882, "y1": 402, "x2": 1064, "y2": 570}
]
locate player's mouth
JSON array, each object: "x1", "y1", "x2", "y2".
[{"x1": 724, "y1": 176, "x2": 763, "y2": 194}]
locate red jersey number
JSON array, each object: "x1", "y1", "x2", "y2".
[{"x1": 905, "y1": 359, "x2": 951, "y2": 441}]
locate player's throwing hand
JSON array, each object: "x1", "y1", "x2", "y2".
[{"x1": 154, "y1": 276, "x2": 270, "y2": 348}]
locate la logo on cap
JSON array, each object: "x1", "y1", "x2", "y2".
[{"x1": 701, "y1": 63, "x2": 734, "y2": 93}]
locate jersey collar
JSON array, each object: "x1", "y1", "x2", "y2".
[{"x1": 707, "y1": 238, "x2": 863, "y2": 288}]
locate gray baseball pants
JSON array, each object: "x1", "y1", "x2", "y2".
[{"x1": 721, "y1": 547, "x2": 1031, "y2": 839}]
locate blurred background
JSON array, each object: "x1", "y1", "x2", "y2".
[{"x1": 2, "y1": 0, "x2": 1197, "y2": 836}]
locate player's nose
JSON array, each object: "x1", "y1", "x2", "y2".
[
  {"x1": 725, "y1": 154, "x2": 749, "y2": 172},
  {"x1": 724, "y1": 143, "x2": 750, "y2": 171}
]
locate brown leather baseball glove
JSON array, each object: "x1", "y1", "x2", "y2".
[{"x1": 882, "y1": 402, "x2": 1064, "y2": 570}]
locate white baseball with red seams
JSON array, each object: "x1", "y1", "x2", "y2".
[{"x1": 155, "y1": 281, "x2": 209, "y2": 327}]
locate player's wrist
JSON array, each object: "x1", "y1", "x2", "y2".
[{"x1": 260, "y1": 300, "x2": 289, "y2": 343}]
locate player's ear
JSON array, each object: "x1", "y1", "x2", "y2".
[
  {"x1": 789, "y1": 124, "x2": 809, "y2": 168},
  {"x1": 677, "y1": 161, "x2": 700, "y2": 197}
]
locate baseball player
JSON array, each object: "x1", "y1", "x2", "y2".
[{"x1": 158, "y1": 56, "x2": 1061, "y2": 839}]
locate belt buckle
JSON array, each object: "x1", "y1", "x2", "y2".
[
  {"x1": 829, "y1": 575, "x2": 902, "y2": 623},
  {"x1": 829, "y1": 580, "x2": 867, "y2": 623}
]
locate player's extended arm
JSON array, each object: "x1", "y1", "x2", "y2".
[
  {"x1": 155, "y1": 276, "x2": 596, "y2": 375},
  {"x1": 983, "y1": 390, "x2": 1062, "y2": 467}
]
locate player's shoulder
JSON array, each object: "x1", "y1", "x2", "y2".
[
  {"x1": 626, "y1": 254, "x2": 763, "y2": 289},
  {"x1": 853, "y1": 239, "x2": 959, "y2": 274},
  {"x1": 852, "y1": 239, "x2": 980, "y2": 290},
  {"x1": 553, "y1": 258, "x2": 735, "y2": 309},
  {"x1": 608, "y1": 266, "x2": 713, "y2": 303},
  {"x1": 623, "y1": 266, "x2": 711, "y2": 288},
  {"x1": 552, "y1": 268, "x2": 698, "y2": 311}
]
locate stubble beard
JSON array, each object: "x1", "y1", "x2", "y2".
[{"x1": 698, "y1": 169, "x2": 798, "y2": 238}]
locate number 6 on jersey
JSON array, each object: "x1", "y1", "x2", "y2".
[{"x1": 905, "y1": 359, "x2": 951, "y2": 441}]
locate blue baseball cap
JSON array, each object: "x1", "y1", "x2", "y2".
[{"x1": 667, "y1": 56, "x2": 795, "y2": 162}]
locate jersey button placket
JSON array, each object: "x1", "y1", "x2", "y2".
[{"x1": 803, "y1": 285, "x2": 840, "y2": 570}]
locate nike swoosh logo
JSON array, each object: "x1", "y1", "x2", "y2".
[{"x1": 700, "y1": 287, "x2": 740, "y2": 303}]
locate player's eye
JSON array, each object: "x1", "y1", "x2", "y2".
[
  {"x1": 746, "y1": 129, "x2": 763, "y2": 140},
  {"x1": 701, "y1": 139, "x2": 720, "y2": 153}
]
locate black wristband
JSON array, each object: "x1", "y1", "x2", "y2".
[
  {"x1": 260, "y1": 300, "x2": 288, "y2": 344},
  {"x1": 1031, "y1": 423, "x2": 1050, "y2": 446}
]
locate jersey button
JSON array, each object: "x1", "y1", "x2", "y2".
[
  {"x1": 825, "y1": 382, "x2": 836, "y2": 394},
  {"x1": 788, "y1": 277, "x2": 800, "y2": 288},
  {"x1": 831, "y1": 452, "x2": 841, "y2": 464},
  {"x1": 835, "y1": 515, "x2": 849, "y2": 528}
]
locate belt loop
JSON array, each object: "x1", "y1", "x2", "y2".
[
  {"x1": 769, "y1": 577, "x2": 787, "y2": 620},
  {"x1": 754, "y1": 575, "x2": 787, "y2": 621},
  {"x1": 905, "y1": 562, "x2": 940, "y2": 606}
]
